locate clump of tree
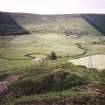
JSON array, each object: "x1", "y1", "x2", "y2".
[{"x1": 48, "y1": 51, "x2": 57, "y2": 60}]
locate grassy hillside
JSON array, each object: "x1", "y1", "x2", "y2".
[
  {"x1": 0, "y1": 60, "x2": 105, "y2": 105},
  {"x1": 1, "y1": 12, "x2": 105, "y2": 35},
  {"x1": 0, "y1": 12, "x2": 29, "y2": 35},
  {"x1": 10, "y1": 13, "x2": 102, "y2": 35},
  {"x1": 83, "y1": 14, "x2": 105, "y2": 34}
]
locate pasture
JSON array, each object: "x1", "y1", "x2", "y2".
[{"x1": 0, "y1": 33, "x2": 105, "y2": 70}]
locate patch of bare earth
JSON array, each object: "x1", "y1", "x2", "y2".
[{"x1": 0, "y1": 75, "x2": 20, "y2": 96}]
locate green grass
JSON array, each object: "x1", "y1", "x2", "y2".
[
  {"x1": 0, "y1": 33, "x2": 105, "y2": 71},
  {"x1": 0, "y1": 60, "x2": 105, "y2": 105},
  {"x1": 26, "y1": 17, "x2": 101, "y2": 34},
  {"x1": 4, "y1": 91, "x2": 95, "y2": 105}
]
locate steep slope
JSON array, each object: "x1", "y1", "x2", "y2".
[
  {"x1": 0, "y1": 12, "x2": 29, "y2": 35},
  {"x1": 0, "y1": 12, "x2": 105, "y2": 35},
  {"x1": 82, "y1": 14, "x2": 105, "y2": 34},
  {"x1": 8, "y1": 12, "x2": 102, "y2": 35}
]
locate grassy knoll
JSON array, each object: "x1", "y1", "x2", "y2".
[{"x1": 0, "y1": 60, "x2": 105, "y2": 105}]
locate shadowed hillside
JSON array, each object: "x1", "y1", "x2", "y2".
[
  {"x1": 82, "y1": 14, "x2": 105, "y2": 34},
  {"x1": 0, "y1": 12, "x2": 30, "y2": 35}
]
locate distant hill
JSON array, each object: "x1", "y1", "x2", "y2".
[
  {"x1": 82, "y1": 14, "x2": 105, "y2": 34},
  {"x1": 0, "y1": 12, "x2": 29, "y2": 35},
  {"x1": 0, "y1": 11, "x2": 105, "y2": 35}
]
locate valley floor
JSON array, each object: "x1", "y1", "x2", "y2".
[{"x1": 0, "y1": 33, "x2": 105, "y2": 70}]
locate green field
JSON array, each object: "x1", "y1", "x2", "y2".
[{"x1": 0, "y1": 33, "x2": 105, "y2": 71}]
